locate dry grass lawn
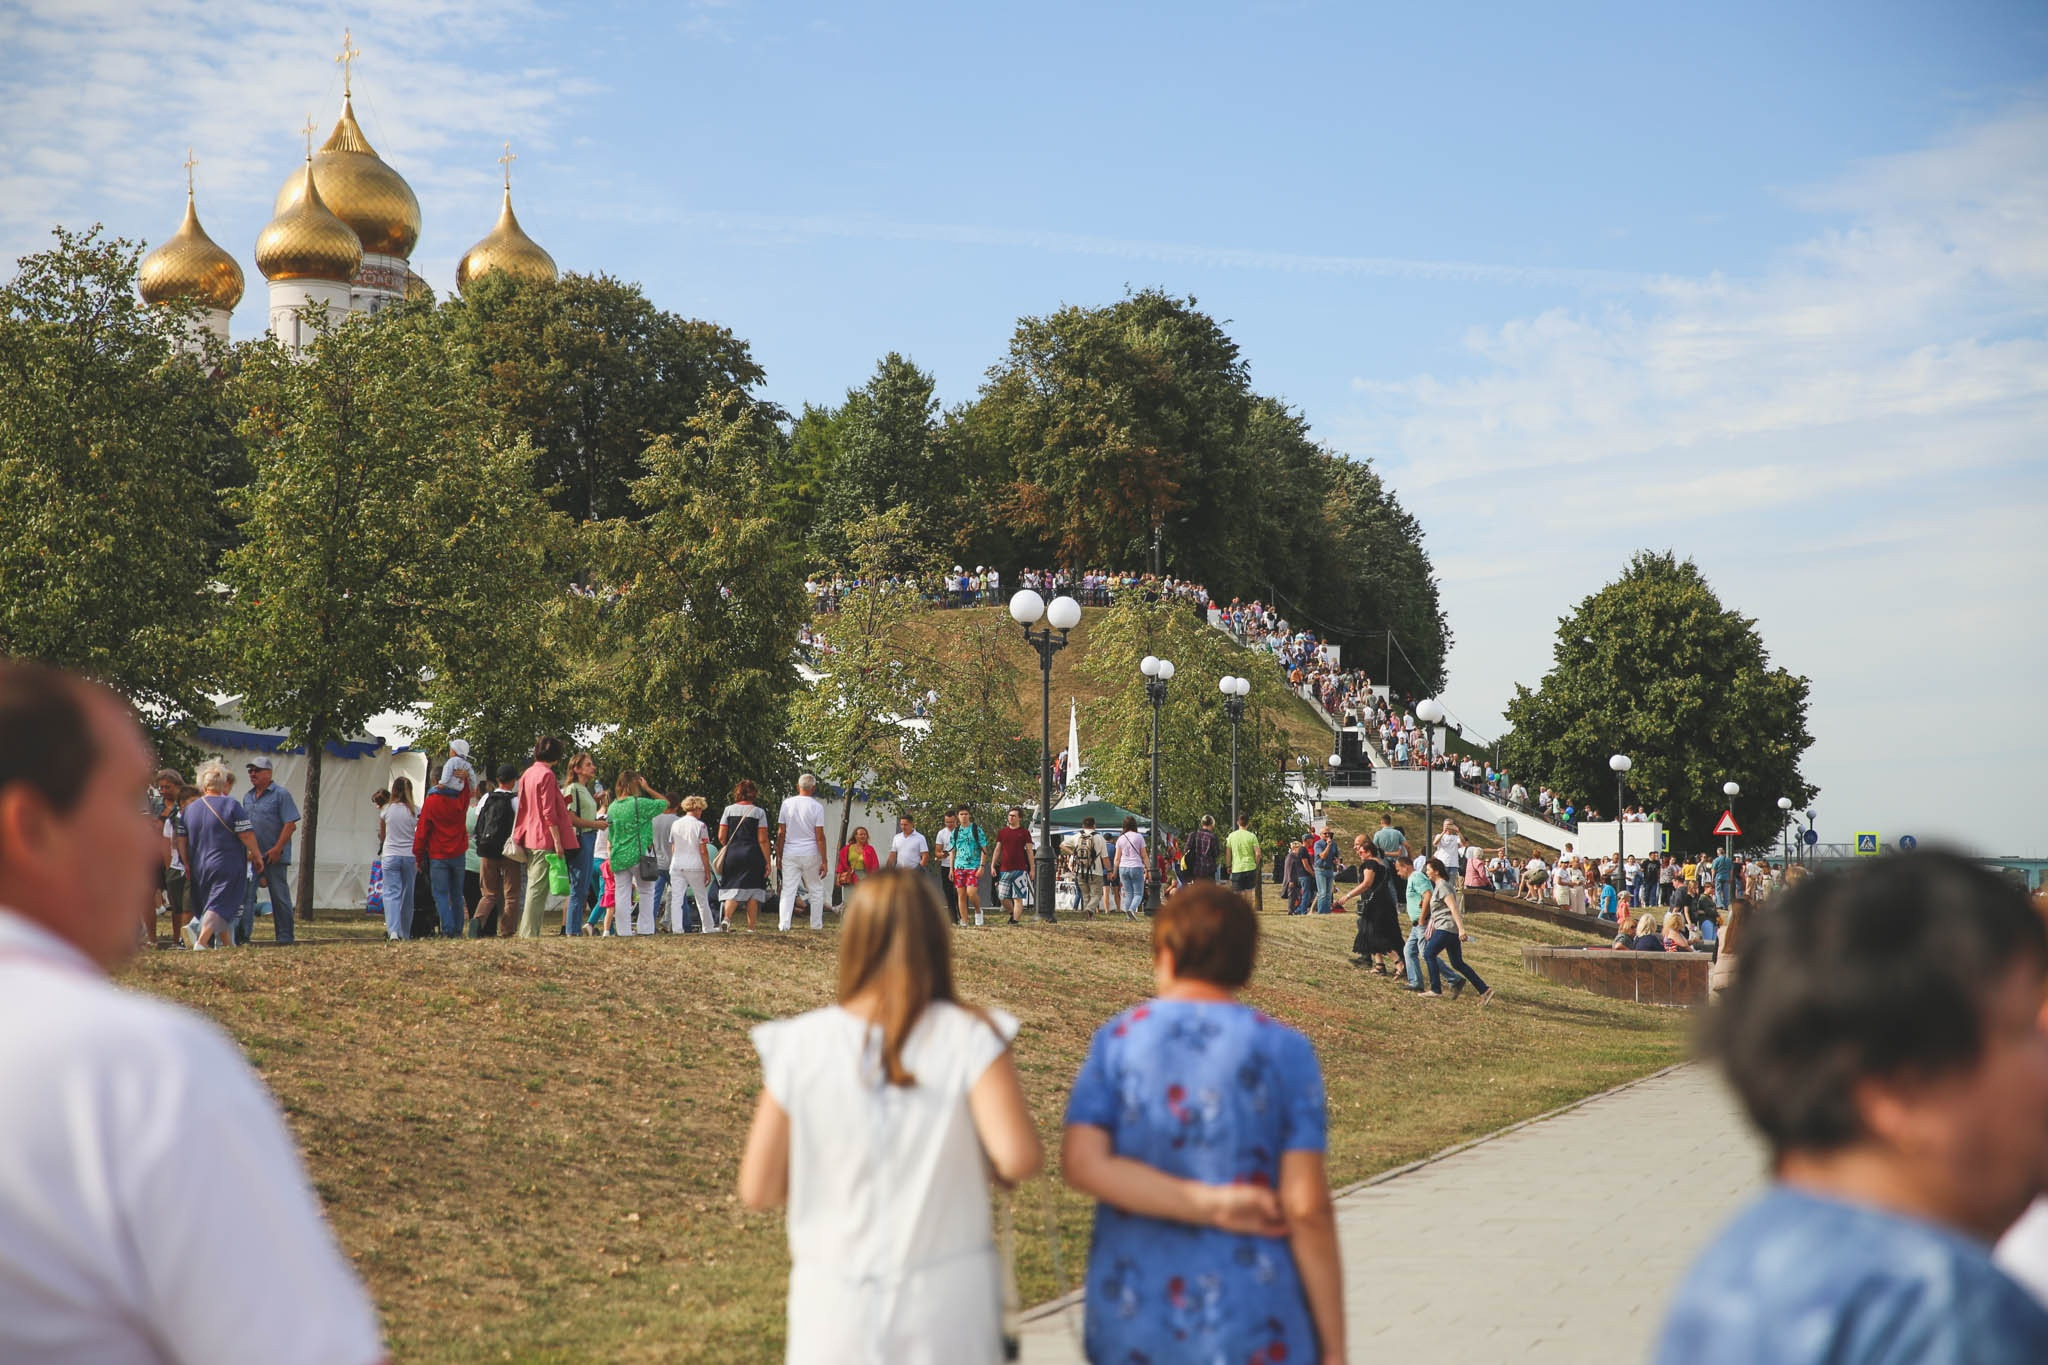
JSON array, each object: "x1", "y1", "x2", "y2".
[{"x1": 128, "y1": 905, "x2": 1689, "y2": 1362}]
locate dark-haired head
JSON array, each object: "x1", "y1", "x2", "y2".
[
  {"x1": 1708, "y1": 851, "x2": 2048, "y2": 1212},
  {"x1": 532, "y1": 736, "x2": 564, "y2": 764}
]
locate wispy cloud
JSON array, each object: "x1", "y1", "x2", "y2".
[
  {"x1": 616, "y1": 207, "x2": 1650, "y2": 291},
  {"x1": 1351, "y1": 104, "x2": 2048, "y2": 494}
]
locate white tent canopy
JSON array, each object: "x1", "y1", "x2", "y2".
[{"x1": 193, "y1": 700, "x2": 426, "y2": 911}]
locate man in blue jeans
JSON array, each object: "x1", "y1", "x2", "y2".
[
  {"x1": 1312, "y1": 824, "x2": 1338, "y2": 915},
  {"x1": 237, "y1": 758, "x2": 299, "y2": 944},
  {"x1": 1398, "y1": 853, "x2": 1463, "y2": 994}
]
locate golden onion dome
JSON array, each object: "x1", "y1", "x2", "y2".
[
  {"x1": 140, "y1": 191, "x2": 244, "y2": 311},
  {"x1": 255, "y1": 160, "x2": 364, "y2": 282},
  {"x1": 274, "y1": 96, "x2": 421, "y2": 259},
  {"x1": 456, "y1": 188, "x2": 558, "y2": 295}
]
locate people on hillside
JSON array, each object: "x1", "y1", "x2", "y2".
[
  {"x1": 1226, "y1": 814, "x2": 1262, "y2": 901},
  {"x1": 720, "y1": 781, "x2": 774, "y2": 933},
  {"x1": 376, "y1": 775, "x2": 419, "y2": 942},
  {"x1": 239, "y1": 756, "x2": 300, "y2": 945},
  {"x1": 836, "y1": 825, "x2": 881, "y2": 901},
  {"x1": 776, "y1": 774, "x2": 831, "y2": 933},
  {"x1": 514, "y1": 737, "x2": 576, "y2": 940},
  {"x1": 668, "y1": 795, "x2": 718, "y2": 934},
  {"x1": 561, "y1": 753, "x2": 604, "y2": 938},
  {"x1": 1656, "y1": 852, "x2": 2048, "y2": 1363},
  {"x1": 1113, "y1": 816, "x2": 1147, "y2": 920},
  {"x1": 607, "y1": 771, "x2": 668, "y2": 937},
  {"x1": 472, "y1": 765, "x2": 522, "y2": 937},
  {"x1": 415, "y1": 768, "x2": 470, "y2": 939},
  {"x1": 1063, "y1": 882, "x2": 1346, "y2": 1365},
  {"x1": 0, "y1": 660, "x2": 387, "y2": 1362},
  {"x1": 739, "y1": 870, "x2": 1041, "y2": 1362},
  {"x1": 1340, "y1": 832, "x2": 1404, "y2": 975},
  {"x1": 992, "y1": 807, "x2": 1033, "y2": 926},
  {"x1": 1419, "y1": 857, "x2": 1494, "y2": 1002},
  {"x1": 187, "y1": 759, "x2": 264, "y2": 950},
  {"x1": 1185, "y1": 813, "x2": 1222, "y2": 884},
  {"x1": 1063, "y1": 817, "x2": 1111, "y2": 917}
]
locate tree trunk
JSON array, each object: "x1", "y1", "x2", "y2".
[
  {"x1": 838, "y1": 786, "x2": 855, "y2": 852},
  {"x1": 295, "y1": 737, "x2": 324, "y2": 923}
]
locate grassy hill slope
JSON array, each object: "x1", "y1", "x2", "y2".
[{"x1": 130, "y1": 911, "x2": 1686, "y2": 1362}]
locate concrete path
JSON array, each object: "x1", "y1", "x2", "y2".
[{"x1": 1019, "y1": 1063, "x2": 1763, "y2": 1364}]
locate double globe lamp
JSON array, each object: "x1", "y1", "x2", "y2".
[{"x1": 1008, "y1": 588, "x2": 1083, "y2": 921}]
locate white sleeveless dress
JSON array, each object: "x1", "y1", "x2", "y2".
[{"x1": 752, "y1": 1001, "x2": 1018, "y2": 1364}]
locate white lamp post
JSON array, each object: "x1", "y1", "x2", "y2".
[
  {"x1": 1219, "y1": 675, "x2": 1250, "y2": 828},
  {"x1": 1610, "y1": 754, "x2": 1632, "y2": 895},
  {"x1": 1140, "y1": 655, "x2": 1174, "y2": 911},
  {"x1": 1415, "y1": 698, "x2": 1445, "y2": 845},
  {"x1": 1777, "y1": 795, "x2": 1794, "y2": 866},
  {"x1": 1010, "y1": 588, "x2": 1081, "y2": 921}
]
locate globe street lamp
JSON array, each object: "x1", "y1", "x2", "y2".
[
  {"x1": 1140, "y1": 655, "x2": 1175, "y2": 912},
  {"x1": 1610, "y1": 754, "x2": 1632, "y2": 896},
  {"x1": 1415, "y1": 698, "x2": 1445, "y2": 853},
  {"x1": 1721, "y1": 780, "x2": 1741, "y2": 908},
  {"x1": 1011, "y1": 589, "x2": 1082, "y2": 922},
  {"x1": 1777, "y1": 796, "x2": 1794, "y2": 868},
  {"x1": 1219, "y1": 675, "x2": 1251, "y2": 828}
]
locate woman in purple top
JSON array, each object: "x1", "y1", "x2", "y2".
[{"x1": 184, "y1": 760, "x2": 262, "y2": 949}]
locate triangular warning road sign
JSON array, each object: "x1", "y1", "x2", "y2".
[{"x1": 1713, "y1": 810, "x2": 1742, "y2": 837}]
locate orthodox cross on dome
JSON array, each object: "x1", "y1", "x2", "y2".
[
  {"x1": 301, "y1": 114, "x2": 317, "y2": 159},
  {"x1": 183, "y1": 147, "x2": 196, "y2": 196},
  {"x1": 336, "y1": 28, "x2": 361, "y2": 95},
  {"x1": 499, "y1": 141, "x2": 516, "y2": 191}
]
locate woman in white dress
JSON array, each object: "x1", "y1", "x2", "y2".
[{"x1": 739, "y1": 869, "x2": 1043, "y2": 1363}]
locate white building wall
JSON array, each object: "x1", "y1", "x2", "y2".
[{"x1": 268, "y1": 279, "x2": 352, "y2": 351}]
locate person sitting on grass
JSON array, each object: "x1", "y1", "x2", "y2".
[
  {"x1": 1656, "y1": 851, "x2": 2048, "y2": 1363},
  {"x1": 739, "y1": 870, "x2": 1041, "y2": 1362}
]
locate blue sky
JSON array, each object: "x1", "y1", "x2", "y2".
[{"x1": 5, "y1": 0, "x2": 2045, "y2": 854}]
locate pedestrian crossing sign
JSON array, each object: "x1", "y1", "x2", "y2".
[
  {"x1": 1855, "y1": 832, "x2": 1879, "y2": 856},
  {"x1": 1660, "y1": 829, "x2": 1670, "y2": 852}
]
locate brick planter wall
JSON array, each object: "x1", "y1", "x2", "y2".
[{"x1": 1522, "y1": 944, "x2": 1709, "y2": 1008}]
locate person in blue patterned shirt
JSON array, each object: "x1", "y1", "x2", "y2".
[
  {"x1": 1062, "y1": 882, "x2": 1345, "y2": 1364},
  {"x1": 1657, "y1": 850, "x2": 2048, "y2": 1364}
]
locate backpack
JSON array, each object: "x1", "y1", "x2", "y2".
[{"x1": 475, "y1": 790, "x2": 516, "y2": 858}]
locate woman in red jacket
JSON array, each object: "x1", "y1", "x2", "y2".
[
  {"x1": 513, "y1": 737, "x2": 577, "y2": 939},
  {"x1": 414, "y1": 772, "x2": 471, "y2": 939},
  {"x1": 835, "y1": 825, "x2": 881, "y2": 908}
]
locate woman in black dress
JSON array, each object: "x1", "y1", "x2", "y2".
[
  {"x1": 1340, "y1": 834, "x2": 1405, "y2": 973},
  {"x1": 717, "y1": 779, "x2": 774, "y2": 932}
]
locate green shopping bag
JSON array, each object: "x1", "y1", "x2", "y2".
[{"x1": 546, "y1": 852, "x2": 571, "y2": 897}]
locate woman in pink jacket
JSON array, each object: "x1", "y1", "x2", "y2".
[{"x1": 514, "y1": 736, "x2": 577, "y2": 938}]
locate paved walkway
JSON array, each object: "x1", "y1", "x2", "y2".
[{"x1": 1019, "y1": 1063, "x2": 1763, "y2": 1364}]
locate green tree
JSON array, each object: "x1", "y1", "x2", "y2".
[
  {"x1": 0, "y1": 226, "x2": 233, "y2": 745},
  {"x1": 1499, "y1": 551, "x2": 1815, "y2": 851},
  {"x1": 790, "y1": 507, "x2": 936, "y2": 844},
  {"x1": 443, "y1": 271, "x2": 774, "y2": 522},
  {"x1": 220, "y1": 306, "x2": 555, "y2": 914},
  {"x1": 964, "y1": 289, "x2": 1254, "y2": 572},
  {"x1": 812, "y1": 353, "x2": 953, "y2": 563},
  {"x1": 1316, "y1": 453, "x2": 1451, "y2": 697},
  {"x1": 595, "y1": 392, "x2": 808, "y2": 797},
  {"x1": 902, "y1": 611, "x2": 1036, "y2": 830},
  {"x1": 1077, "y1": 601, "x2": 1290, "y2": 841}
]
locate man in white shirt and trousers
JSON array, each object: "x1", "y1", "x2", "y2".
[
  {"x1": 776, "y1": 773, "x2": 831, "y2": 931},
  {"x1": 0, "y1": 659, "x2": 386, "y2": 1365}
]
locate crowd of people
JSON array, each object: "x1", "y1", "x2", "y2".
[
  {"x1": 13, "y1": 659, "x2": 2048, "y2": 1365},
  {"x1": 802, "y1": 565, "x2": 1217, "y2": 617}
]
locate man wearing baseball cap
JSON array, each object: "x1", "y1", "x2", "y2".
[
  {"x1": 0, "y1": 660, "x2": 385, "y2": 1363},
  {"x1": 239, "y1": 754, "x2": 301, "y2": 945}
]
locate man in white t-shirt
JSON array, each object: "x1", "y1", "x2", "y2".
[
  {"x1": 888, "y1": 814, "x2": 930, "y2": 871},
  {"x1": 0, "y1": 660, "x2": 386, "y2": 1365},
  {"x1": 775, "y1": 773, "x2": 831, "y2": 931}
]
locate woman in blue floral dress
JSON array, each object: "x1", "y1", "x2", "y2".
[{"x1": 1063, "y1": 882, "x2": 1346, "y2": 1364}]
